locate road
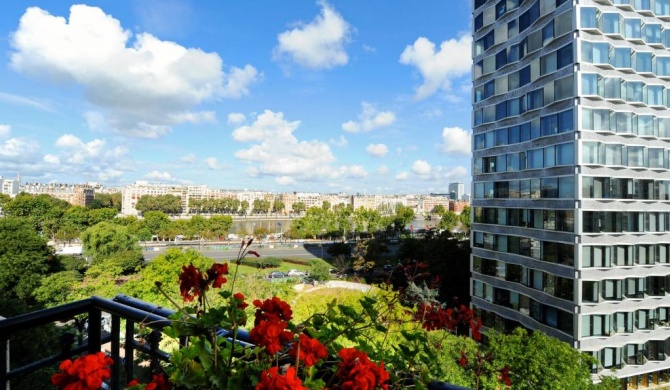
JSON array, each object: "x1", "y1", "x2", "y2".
[{"x1": 141, "y1": 242, "x2": 331, "y2": 262}]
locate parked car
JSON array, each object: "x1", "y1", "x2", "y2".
[
  {"x1": 287, "y1": 269, "x2": 307, "y2": 277},
  {"x1": 268, "y1": 271, "x2": 287, "y2": 279}
]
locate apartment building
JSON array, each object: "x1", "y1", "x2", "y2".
[
  {"x1": 471, "y1": 0, "x2": 670, "y2": 386},
  {"x1": 23, "y1": 182, "x2": 94, "y2": 206}
]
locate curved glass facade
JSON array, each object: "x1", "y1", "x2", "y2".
[{"x1": 472, "y1": 0, "x2": 670, "y2": 386}]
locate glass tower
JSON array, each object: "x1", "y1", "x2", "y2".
[{"x1": 471, "y1": 0, "x2": 670, "y2": 385}]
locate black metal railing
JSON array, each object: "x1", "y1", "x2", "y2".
[
  {"x1": 0, "y1": 294, "x2": 230, "y2": 390},
  {"x1": 0, "y1": 295, "x2": 465, "y2": 390}
]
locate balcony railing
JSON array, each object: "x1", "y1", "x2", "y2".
[{"x1": 0, "y1": 294, "x2": 466, "y2": 390}]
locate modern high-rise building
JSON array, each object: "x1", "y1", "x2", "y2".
[
  {"x1": 448, "y1": 182, "x2": 466, "y2": 201},
  {"x1": 471, "y1": 0, "x2": 670, "y2": 386}
]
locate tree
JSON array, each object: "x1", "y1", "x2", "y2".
[
  {"x1": 135, "y1": 194, "x2": 182, "y2": 215},
  {"x1": 459, "y1": 206, "x2": 471, "y2": 235},
  {"x1": 272, "y1": 200, "x2": 285, "y2": 214},
  {"x1": 32, "y1": 270, "x2": 82, "y2": 307},
  {"x1": 487, "y1": 328, "x2": 604, "y2": 390},
  {"x1": 81, "y1": 222, "x2": 140, "y2": 259},
  {"x1": 0, "y1": 217, "x2": 54, "y2": 301},
  {"x1": 308, "y1": 259, "x2": 331, "y2": 281},
  {"x1": 322, "y1": 200, "x2": 331, "y2": 211},
  {"x1": 292, "y1": 202, "x2": 306, "y2": 215},
  {"x1": 430, "y1": 205, "x2": 446, "y2": 214},
  {"x1": 209, "y1": 215, "x2": 233, "y2": 239},
  {"x1": 252, "y1": 199, "x2": 271, "y2": 215},
  {"x1": 90, "y1": 192, "x2": 122, "y2": 211},
  {"x1": 87, "y1": 207, "x2": 118, "y2": 225},
  {"x1": 438, "y1": 211, "x2": 460, "y2": 232},
  {"x1": 239, "y1": 200, "x2": 249, "y2": 215},
  {"x1": 389, "y1": 204, "x2": 414, "y2": 232},
  {"x1": 142, "y1": 210, "x2": 171, "y2": 238}
]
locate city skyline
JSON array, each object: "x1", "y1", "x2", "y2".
[{"x1": 0, "y1": 1, "x2": 473, "y2": 195}]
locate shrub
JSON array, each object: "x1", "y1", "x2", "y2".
[{"x1": 237, "y1": 256, "x2": 282, "y2": 269}]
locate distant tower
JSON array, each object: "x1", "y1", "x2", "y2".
[{"x1": 448, "y1": 182, "x2": 464, "y2": 201}]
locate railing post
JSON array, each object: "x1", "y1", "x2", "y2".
[
  {"x1": 0, "y1": 327, "x2": 8, "y2": 390},
  {"x1": 124, "y1": 320, "x2": 135, "y2": 385},
  {"x1": 148, "y1": 330, "x2": 162, "y2": 374},
  {"x1": 111, "y1": 315, "x2": 120, "y2": 390},
  {"x1": 88, "y1": 308, "x2": 102, "y2": 354}
]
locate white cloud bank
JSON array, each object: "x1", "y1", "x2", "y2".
[
  {"x1": 440, "y1": 126, "x2": 471, "y2": 156},
  {"x1": 342, "y1": 102, "x2": 395, "y2": 133},
  {"x1": 366, "y1": 143, "x2": 388, "y2": 157},
  {"x1": 274, "y1": 1, "x2": 352, "y2": 69},
  {"x1": 0, "y1": 125, "x2": 11, "y2": 138},
  {"x1": 10, "y1": 5, "x2": 261, "y2": 138},
  {"x1": 399, "y1": 35, "x2": 472, "y2": 100}
]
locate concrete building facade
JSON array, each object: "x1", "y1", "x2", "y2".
[{"x1": 471, "y1": 0, "x2": 670, "y2": 386}]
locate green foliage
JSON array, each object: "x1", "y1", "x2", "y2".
[
  {"x1": 135, "y1": 194, "x2": 182, "y2": 215},
  {"x1": 87, "y1": 207, "x2": 118, "y2": 225},
  {"x1": 93, "y1": 250, "x2": 144, "y2": 275},
  {"x1": 0, "y1": 217, "x2": 54, "y2": 301},
  {"x1": 430, "y1": 205, "x2": 446, "y2": 214},
  {"x1": 308, "y1": 259, "x2": 331, "y2": 281},
  {"x1": 389, "y1": 203, "x2": 414, "y2": 232},
  {"x1": 81, "y1": 221, "x2": 140, "y2": 259},
  {"x1": 291, "y1": 201, "x2": 306, "y2": 214},
  {"x1": 90, "y1": 192, "x2": 122, "y2": 211},
  {"x1": 57, "y1": 255, "x2": 87, "y2": 273},
  {"x1": 487, "y1": 328, "x2": 596, "y2": 390},
  {"x1": 32, "y1": 270, "x2": 83, "y2": 307},
  {"x1": 238, "y1": 256, "x2": 282, "y2": 268},
  {"x1": 252, "y1": 199, "x2": 271, "y2": 214},
  {"x1": 437, "y1": 210, "x2": 459, "y2": 232}
]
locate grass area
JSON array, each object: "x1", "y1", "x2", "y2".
[{"x1": 227, "y1": 261, "x2": 312, "y2": 277}]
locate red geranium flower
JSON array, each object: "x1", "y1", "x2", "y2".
[
  {"x1": 206, "y1": 262, "x2": 229, "y2": 288},
  {"x1": 337, "y1": 348, "x2": 389, "y2": 390},
  {"x1": 500, "y1": 365, "x2": 512, "y2": 387},
  {"x1": 178, "y1": 263, "x2": 205, "y2": 302},
  {"x1": 51, "y1": 351, "x2": 113, "y2": 390},
  {"x1": 234, "y1": 292, "x2": 249, "y2": 309},
  {"x1": 253, "y1": 297, "x2": 293, "y2": 325},
  {"x1": 250, "y1": 318, "x2": 294, "y2": 355},
  {"x1": 289, "y1": 334, "x2": 328, "y2": 367},
  {"x1": 459, "y1": 352, "x2": 468, "y2": 367},
  {"x1": 145, "y1": 373, "x2": 171, "y2": 390},
  {"x1": 256, "y1": 366, "x2": 306, "y2": 390}
]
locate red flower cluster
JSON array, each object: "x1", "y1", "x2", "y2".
[
  {"x1": 415, "y1": 303, "x2": 482, "y2": 341},
  {"x1": 289, "y1": 333, "x2": 328, "y2": 367},
  {"x1": 51, "y1": 351, "x2": 113, "y2": 390},
  {"x1": 234, "y1": 292, "x2": 249, "y2": 309},
  {"x1": 256, "y1": 366, "x2": 306, "y2": 390},
  {"x1": 250, "y1": 297, "x2": 294, "y2": 355},
  {"x1": 336, "y1": 348, "x2": 390, "y2": 390},
  {"x1": 178, "y1": 262, "x2": 229, "y2": 302},
  {"x1": 127, "y1": 373, "x2": 171, "y2": 390},
  {"x1": 252, "y1": 297, "x2": 293, "y2": 325},
  {"x1": 499, "y1": 365, "x2": 512, "y2": 387}
]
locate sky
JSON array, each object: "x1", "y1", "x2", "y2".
[{"x1": 0, "y1": 1, "x2": 473, "y2": 194}]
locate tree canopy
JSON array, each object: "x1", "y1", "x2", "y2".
[
  {"x1": 0, "y1": 217, "x2": 54, "y2": 301},
  {"x1": 135, "y1": 194, "x2": 182, "y2": 215}
]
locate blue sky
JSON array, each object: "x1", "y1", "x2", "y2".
[{"x1": 0, "y1": 1, "x2": 473, "y2": 194}]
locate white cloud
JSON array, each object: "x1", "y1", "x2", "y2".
[
  {"x1": 10, "y1": 5, "x2": 260, "y2": 138},
  {"x1": 331, "y1": 165, "x2": 368, "y2": 179},
  {"x1": 276, "y1": 176, "x2": 296, "y2": 185},
  {"x1": 342, "y1": 102, "x2": 396, "y2": 133},
  {"x1": 376, "y1": 165, "x2": 389, "y2": 175},
  {"x1": 205, "y1": 157, "x2": 221, "y2": 170},
  {"x1": 232, "y1": 110, "x2": 336, "y2": 183},
  {"x1": 440, "y1": 126, "x2": 471, "y2": 156},
  {"x1": 55, "y1": 134, "x2": 106, "y2": 163},
  {"x1": 395, "y1": 172, "x2": 408, "y2": 181},
  {"x1": 366, "y1": 143, "x2": 388, "y2": 157},
  {"x1": 0, "y1": 125, "x2": 10, "y2": 138},
  {"x1": 0, "y1": 138, "x2": 40, "y2": 163},
  {"x1": 411, "y1": 160, "x2": 432, "y2": 175},
  {"x1": 144, "y1": 171, "x2": 175, "y2": 181},
  {"x1": 399, "y1": 35, "x2": 472, "y2": 100},
  {"x1": 329, "y1": 135, "x2": 348, "y2": 147},
  {"x1": 227, "y1": 112, "x2": 246, "y2": 125},
  {"x1": 274, "y1": 1, "x2": 352, "y2": 69},
  {"x1": 43, "y1": 154, "x2": 60, "y2": 164},
  {"x1": 362, "y1": 44, "x2": 376, "y2": 53},
  {"x1": 180, "y1": 153, "x2": 197, "y2": 163}
]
